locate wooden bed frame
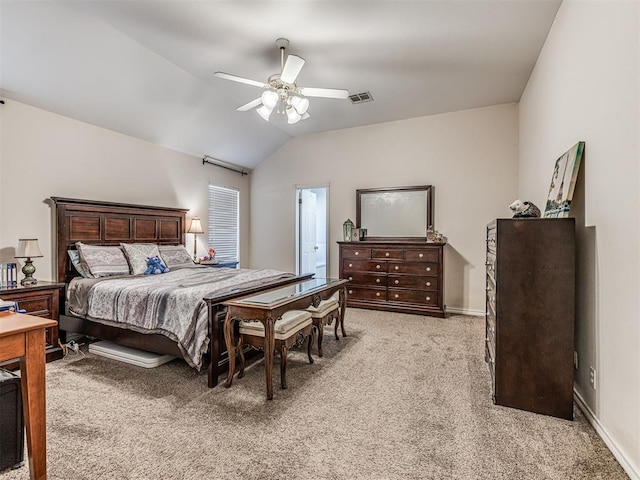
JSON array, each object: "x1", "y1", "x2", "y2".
[{"x1": 51, "y1": 197, "x2": 311, "y2": 387}]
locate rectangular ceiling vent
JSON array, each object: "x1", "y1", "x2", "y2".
[{"x1": 349, "y1": 92, "x2": 374, "y2": 104}]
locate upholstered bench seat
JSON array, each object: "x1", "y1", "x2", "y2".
[
  {"x1": 239, "y1": 310, "x2": 312, "y2": 339},
  {"x1": 237, "y1": 310, "x2": 315, "y2": 390}
]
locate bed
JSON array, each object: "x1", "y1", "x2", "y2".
[{"x1": 51, "y1": 197, "x2": 311, "y2": 387}]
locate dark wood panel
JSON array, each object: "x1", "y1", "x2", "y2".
[
  {"x1": 160, "y1": 219, "x2": 180, "y2": 240},
  {"x1": 388, "y1": 288, "x2": 438, "y2": 305},
  {"x1": 342, "y1": 259, "x2": 387, "y2": 273},
  {"x1": 404, "y1": 249, "x2": 440, "y2": 263},
  {"x1": 343, "y1": 272, "x2": 386, "y2": 286},
  {"x1": 69, "y1": 216, "x2": 101, "y2": 241},
  {"x1": 134, "y1": 218, "x2": 157, "y2": 239},
  {"x1": 104, "y1": 216, "x2": 132, "y2": 240}
]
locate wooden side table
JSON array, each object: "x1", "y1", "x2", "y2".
[
  {"x1": 0, "y1": 311, "x2": 57, "y2": 480},
  {"x1": 0, "y1": 282, "x2": 65, "y2": 367}
]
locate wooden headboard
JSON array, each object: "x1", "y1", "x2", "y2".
[{"x1": 51, "y1": 197, "x2": 188, "y2": 284}]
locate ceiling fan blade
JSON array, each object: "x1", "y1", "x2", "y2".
[
  {"x1": 298, "y1": 87, "x2": 349, "y2": 99},
  {"x1": 214, "y1": 72, "x2": 266, "y2": 88},
  {"x1": 280, "y1": 55, "x2": 305, "y2": 84},
  {"x1": 237, "y1": 98, "x2": 263, "y2": 112}
]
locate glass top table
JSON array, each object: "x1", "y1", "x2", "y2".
[
  {"x1": 230, "y1": 278, "x2": 345, "y2": 307},
  {"x1": 222, "y1": 277, "x2": 348, "y2": 399}
]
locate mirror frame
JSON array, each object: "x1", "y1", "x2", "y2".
[{"x1": 356, "y1": 185, "x2": 433, "y2": 241}]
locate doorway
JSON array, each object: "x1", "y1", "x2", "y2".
[{"x1": 295, "y1": 185, "x2": 328, "y2": 278}]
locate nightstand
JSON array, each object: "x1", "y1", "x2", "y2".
[{"x1": 0, "y1": 281, "x2": 65, "y2": 367}]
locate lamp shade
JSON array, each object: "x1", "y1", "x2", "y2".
[
  {"x1": 15, "y1": 239, "x2": 43, "y2": 258},
  {"x1": 286, "y1": 107, "x2": 302, "y2": 124},
  {"x1": 261, "y1": 90, "x2": 279, "y2": 109},
  {"x1": 187, "y1": 217, "x2": 204, "y2": 235},
  {"x1": 256, "y1": 105, "x2": 274, "y2": 121},
  {"x1": 289, "y1": 95, "x2": 309, "y2": 115}
]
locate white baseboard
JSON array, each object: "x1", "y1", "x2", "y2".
[
  {"x1": 445, "y1": 306, "x2": 485, "y2": 317},
  {"x1": 574, "y1": 390, "x2": 640, "y2": 480}
]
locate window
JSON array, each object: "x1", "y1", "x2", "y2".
[{"x1": 208, "y1": 185, "x2": 239, "y2": 262}]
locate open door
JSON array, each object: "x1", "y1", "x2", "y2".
[{"x1": 296, "y1": 186, "x2": 328, "y2": 278}]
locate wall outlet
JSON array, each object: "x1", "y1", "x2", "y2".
[
  {"x1": 589, "y1": 366, "x2": 596, "y2": 390},
  {"x1": 573, "y1": 351, "x2": 578, "y2": 369}
]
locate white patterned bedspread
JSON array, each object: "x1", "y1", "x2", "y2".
[{"x1": 67, "y1": 267, "x2": 294, "y2": 369}]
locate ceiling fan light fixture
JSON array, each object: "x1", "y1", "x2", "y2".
[
  {"x1": 261, "y1": 89, "x2": 279, "y2": 109},
  {"x1": 286, "y1": 107, "x2": 302, "y2": 124},
  {"x1": 256, "y1": 105, "x2": 274, "y2": 121},
  {"x1": 289, "y1": 95, "x2": 309, "y2": 115}
]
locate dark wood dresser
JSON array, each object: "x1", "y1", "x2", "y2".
[
  {"x1": 338, "y1": 241, "x2": 445, "y2": 317},
  {"x1": 0, "y1": 281, "x2": 65, "y2": 366},
  {"x1": 485, "y1": 218, "x2": 575, "y2": 419}
]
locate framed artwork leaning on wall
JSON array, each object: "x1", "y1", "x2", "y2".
[{"x1": 544, "y1": 141, "x2": 585, "y2": 218}]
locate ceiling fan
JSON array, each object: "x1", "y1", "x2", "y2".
[{"x1": 214, "y1": 38, "x2": 350, "y2": 124}]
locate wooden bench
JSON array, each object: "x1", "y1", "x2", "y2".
[{"x1": 237, "y1": 310, "x2": 315, "y2": 390}]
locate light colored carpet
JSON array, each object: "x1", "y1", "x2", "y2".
[{"x1": 0, "y1": 309, "x2": 628, "y2": 480}]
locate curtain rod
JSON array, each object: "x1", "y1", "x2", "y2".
[{"x1": 202, "y1": 155, "x2": 249, "y2": 176}]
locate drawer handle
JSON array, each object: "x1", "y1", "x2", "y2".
[
  {"x1": 376, "y1": 264, "x2": 381, "y2": 269},
  {"x1": 395, "y1": 266, "x2": 399, "y2": 271},
  {"x1": 349, "y1": 263, "x2": 353, "y2": 268},
  {"x1": 426, "y1": 282, "x2": 431, "y2": 287},
  {"x1": 355, "y1": 251, "x2": 359, "y2": 256},
  {"x1": 426, "y1": 296, "x2": 431, "y2": 301},
  {"x1": 348, "y1": 290, "x2": 353, "y2": 294},
  {"x1": 394, "y1": 280, "x2": 399, "y2": 285},
  {"x1": 394, "y1": 294, "x2": 399, "y2": 299},
  {"x1": 419, "y1": 253, "x2": 424, "y2": 258},
  {"x1": 385, "y1": 252, "x2": 390, "y2": 257},
  {"x1": 426, "y1": 267, "x2": 431, "y2": 272},
  {"x1": 376, "y1": 292, "x2": 381, "y2": 297},
  {"x1": 376, "y1": 278, "x2": 381, "y2": 283},
  {"x1": 348, "y1": 276, "x2": 353, "y2": 281}
]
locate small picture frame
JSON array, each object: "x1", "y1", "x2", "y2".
[{"x1": 352, "y1": 228, "x2": 367, "y2": 241}]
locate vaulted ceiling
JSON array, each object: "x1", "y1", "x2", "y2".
[{"x1": 0, "y1": 1, "x2": 561, "y2": 169}]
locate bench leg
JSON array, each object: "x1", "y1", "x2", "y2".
[
  {"x1": 280, "y1": 347, "x2": 288, "y2": 390},
  {"x1": 307, "y1": 330, "x2": 315, "y2": 364},
  {"x1": 237, "y1": 334, "x2": 246, "y2": 379},
  {"x1": 316, "y1": 319, "x2": 324, "y2": 357}
]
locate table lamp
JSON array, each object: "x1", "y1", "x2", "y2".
[
  {"x1": 187, "y1": 217, "x2": 204, "y2": 261},
  {"x1": 15, "y1": 238, "x2": 43, "y2": 286}
]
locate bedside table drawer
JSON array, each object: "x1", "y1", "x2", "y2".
[{"x1": 16, "y1": 294, "x2": 54, "y2": 317}]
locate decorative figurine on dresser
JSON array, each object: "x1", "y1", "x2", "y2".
[
  {"x1": 485, "y1": 217, "x2": 575, "y2": 420},
  {"x1": 338, "y1": 186, "x2": 445, "y2": 318}
]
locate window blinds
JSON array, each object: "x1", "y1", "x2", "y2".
[{"x1": 208, "y1": 185, "x2": 239, "y2": 262}]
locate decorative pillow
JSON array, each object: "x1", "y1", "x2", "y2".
[
  {"x1": 76, "y1": 243, "x2": 130, "y2": 278},
  {"x1": 120, "y1": 243, "x2": 161, "y2": 275},
  {"x1": 67, "y1": 250, "x2": 91, "y2": 278},
  {"x1": 158, "y1": 245, "x2": 195, "y2": 268}
]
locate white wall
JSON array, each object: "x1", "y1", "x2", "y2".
[
  {"x1": 250, "y1": 104, "x2": 519, "y2": 314},
  {"x1": 519, "y1": 1, "x2": 639, "y2": 477},
  {"x1": 0, "y1": 100, "x2": 251, "y2": 281}
]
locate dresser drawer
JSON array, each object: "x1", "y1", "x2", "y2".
[
  {"x1": 388, "y1": 275, "x2": 437, "y2": 291},
  {"x1": 404, "y1": 249, "x2": 439, "y2": 263},
  {"x1": 344, "y1": 272, "x2": 386, "y2": 287},
  {"x1": 388, "y1": 289, "x2": 438, "y2": 305},
  {"x1": 346, "y1": 286, "x2": 386, "y2": 301},
  {"x1": 372, "y1": 249, "x2": 403, "y2": 260},
  {"x1": 343, "y1": 259, "x2": 387, "y2": 273},
  {"x1": 388, "y1": 262, "x2": 438, "y2": 276},
  {"x1": 341, "y1": 247, "x2": 372, "y2": 259}
]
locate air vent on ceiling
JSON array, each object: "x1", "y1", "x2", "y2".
[{"x1": 349, "y1": 92, "x2": 374, "y2": 104}]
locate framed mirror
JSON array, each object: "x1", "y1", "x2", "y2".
[{"x1": 356, "y1": 185, "x2": 433, "y2": 240}]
